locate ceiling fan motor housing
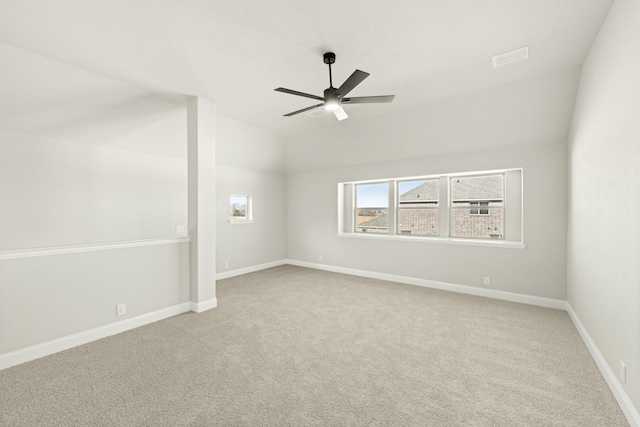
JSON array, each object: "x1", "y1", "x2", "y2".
[{"x1": 324, "y1": 87, "x2": 339, "y2": 100}]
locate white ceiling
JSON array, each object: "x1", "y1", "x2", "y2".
[{"x1": 0, "y1": 0, "x2": 613, "y2": 137}]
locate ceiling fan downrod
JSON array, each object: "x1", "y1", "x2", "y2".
[{"x1": 323, "y1": 52, "x2": 336, "y2": 88}]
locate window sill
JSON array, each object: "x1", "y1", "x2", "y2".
[
  {"x1": 337, "y1": 232, "x2": 525, "y2": 249},
  {"x1": 228, "y1": 219, "x2": 254, "y2": 225}
]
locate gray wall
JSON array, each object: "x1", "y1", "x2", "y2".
[
  {"x1": 0, "y1": 52, "x2": 191, "y2": 356},
  {"x1": 215, "y1": 114, "x2": 287, "y2": 274},
  {"x1": 0, "y1": 47, "x2": 289, "y2": 357},
  {"x1": 0, "y1": 130, "x2": 187, "y2": 251},
  {"x1": 567, "y1": 0, "x2": 640, "y2": 412},
  {"x1": 0, "y1": 243, "x2": 189, "y2": 354},
  {"x1": 286, "y1": 68, "x2": 577, "y2": 300}
]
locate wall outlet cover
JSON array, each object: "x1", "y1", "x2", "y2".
[{"x1": 116, "y1": 304, "x2": 126, "y2": 316}]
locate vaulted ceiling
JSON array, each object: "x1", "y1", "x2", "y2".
[{"x1": 0, "y1": 0, "x2": 613, "y2": 137}]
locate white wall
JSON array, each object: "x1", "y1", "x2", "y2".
[
  {"x1": 0, "y1": 128, "x2": 190, "y2": 358},
  {"x1": 0, "y1": 46, "x2": 289, "y2": 358},
  {"x1": 216, "y1": 114, "x2": 285, "y2": 173},
  {"x1": 0, "y1": 131, "x2": 187, "y2": 251},
  {"x1": 286, "y1": 68, "x2": 578, "y2": 300},
  {"x1": 567, "y1": 0, "x2": 640, "y2": 414},
  {"x1": 0, "y1": 243, "x2": 189, "y2": 355},
  {"x1": 0, "y1": 49, "x2": 192, "y2": 360},
  {"x1": 187, "y1": 97, "x2": 217, "y2": 307},
  {"x1": 215, "y1": 115, "x2": 287, "y2": 274}
]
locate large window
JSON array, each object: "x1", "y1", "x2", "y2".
[{"x1": 339, "y1": 169, "x2": 522, "y2": 245}]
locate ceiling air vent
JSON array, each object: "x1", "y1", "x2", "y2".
[{"x1": 492, "y1": 46, "x2": 529, "y2": 68}]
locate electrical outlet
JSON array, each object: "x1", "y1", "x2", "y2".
[
  {"x1": 175, "y1": 225, "x2": 184, "y2": 233},
  {"x1": 224, "y1": 262, "x2": 229, "y2": 270},
  {"x1": 620, "y1": 361, "x2": 626, "y2": 384},
  {"x1": 116, "y1": 303, "x2": 126, "y2": 316},
  {"x1": 319, "y1": 255, "x2": 323, "y2": 262},
  {"x1": 483, "y1": 276, "x2": 491, "y2": 286}
]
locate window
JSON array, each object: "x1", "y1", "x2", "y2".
[
  {"x1": 397, "y1": 179, "x2": 438, "y2": 236},
  {"x1": 469, "y1": 201, "x2": 489, "y2": 216},
  {"x1": 229, "y1": 195, "x2": 252, "y2": 222},
  {"x1": 338, "y1": 168, "x2": 522, "y2": 245},
  {"x1": 451, "y1": 174, "x2": 503, "y2": 239},
  {"x1": 355, "y1": 182, "x2": 388, "y2": 233}
]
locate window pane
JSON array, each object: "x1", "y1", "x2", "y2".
[
  {"x1": 398, "y1": 180, "x2": 438, "y2": 204},
  {"x1": 355, "y1": 208, "x2": 388, "y2": 233},
  {"x1": 451, "y1": 207, "x2": 503, "y2": 238},
  {"x1": 451, "y1": 175, "x2": 504, "y2": 239},
  {"x1": 398, "y1": 179, "x2": 439, "y2": 236},
  {"x1": 355, "y1": 183, "x2": 388, "y2": 233},
  {"x1": 356, "y1": 183, "x2": 388, "y2": 208},
  {"x1": 398, "y1": 208, "x2": 438, "y2": 236},
  {"x1": 451, "y1": 175, "x2": 503, "y2": 201},
  {"x1": 230, "y1": 196, "x2": 248, "y2": 218}
]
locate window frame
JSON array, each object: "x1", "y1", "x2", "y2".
[
  {"x1": 229, "y1": 194, "x2": 253, "y2": 224},
  {"x1": 354, "y1": 182, "x2": 390, "y2": 234},
  {"x1": 338, "y1": 168, "x2": 524, "y2": 248}
]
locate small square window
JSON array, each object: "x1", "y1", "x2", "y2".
[
  {"x1": 230, "y1": 195, "x2": 252, "y2": 222},
  {"x1": 469, "y1": 201, "x2": 490, "y2": 216}
]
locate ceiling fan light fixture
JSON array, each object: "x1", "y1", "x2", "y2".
[{"x1": 324, "y1": 99, "x2": 340, "y2": 111}]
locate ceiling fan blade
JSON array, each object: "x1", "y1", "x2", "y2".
[
  {"x1": 337, "y1": 70, "x2": 369, "y2": 97},
  {"x1": 342, "y1": 95, "x2": 395, "y2": 104},
  {"x1": 333, "y1": 106, "x2": 348, "y2": 121},
  {"x1": 275, "y1": 87, "x2": 323, "y2": 101},
  {"x1": 283, "y1": 103, "x2": 324, "y2": 117}
]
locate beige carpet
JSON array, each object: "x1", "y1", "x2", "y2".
[{"x1": 0, "y1": 265, "x2": 629, "y2": 426}]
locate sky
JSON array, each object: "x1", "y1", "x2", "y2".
[
  {"x1": 230, "y1": 196, "x2": 247, "y2": 207},
  {"x1": 356, "y1": 180, "x2": 424, "y2": 207}
]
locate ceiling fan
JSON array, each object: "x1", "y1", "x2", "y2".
[{"x1": 275, "y1": 52, "x2": 395, "y2": 121}]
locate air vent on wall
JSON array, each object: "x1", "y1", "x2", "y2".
[{"x1": 492, "y1": 46, "x2": 529, "y2": 68}]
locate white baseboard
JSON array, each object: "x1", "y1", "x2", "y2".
[
  {"x1": 0, "y1": 302, "x2": 192, "y2": 371},
  {"x1": 566, "y1": 304, "x2": 640, "y2": 427},
  {"x1": 285, "y1": 259, "x2": 566, "y2": 310},
  {"x1": 190, "y1": 298, "x2": 218, "y2": 313},
  {"x1": 216, "y1": 259, "x2": 287, "y2": 280}
]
